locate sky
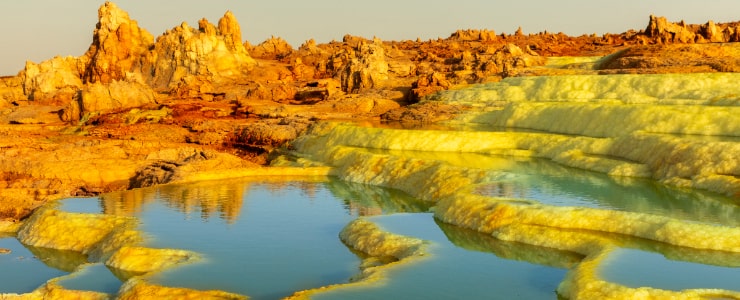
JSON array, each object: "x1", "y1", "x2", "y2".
[{"x1": 1, "y1": 0, "x2": 739, "y2": 75}]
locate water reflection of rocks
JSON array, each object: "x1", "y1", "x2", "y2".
[
  {"x1": 100, "y1": 178, "x2": 321, "y2": 223},
  {"x1": 100, "y1": 182, "x2": 244, "y2": 223},
  {"x1": 435, "y1": 218, "x2": 583, "y2": 269},
  {"x1": 99, "y1": 177, "x2": 431, "y2": 223},
  {"x1": 25, "y1": 245, "x2": 87, "y2": 272},
  {"x1": 325, "y1": 180, "x2": 432, "y2": 216}
]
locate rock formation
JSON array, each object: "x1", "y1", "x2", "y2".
[
  {"x1": 82, "y1": 1, "x2": 154, "y2": 84},
  {"x1": 62, "y1": 80, "x2": 157, "y2": 122},
  {"x1": 143, "y1": 12, "x2": 256, "y2": 91},
  {"x1": 249, "y1": 36, "x2": 294, "y2": 60},
  {"x1": 450, "y1": 29, "x2": 498, "y2": 41},
  {"x1": 339, "y1": 40, "x2": 390, "y2": 93},
  {"x1": 599, "y1": 43, "x2": 740, "y2": 73},
  {"x1": 644, "y1": 15, "x2": 740, "y2": 44},
  {"x1": 0, "y1": 76, "x2": 24, "y2": 106},
  {"x1": 21, "y1": 56, "x2": 84, "y2": 105}
]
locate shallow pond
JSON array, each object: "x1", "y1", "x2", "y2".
[
  {"x1": 313, "y1": 213, "x2": 576, "y2": 299},
  {"x1": 371, "y1": 149, "x2": 740, "y2": 226},
  {"x1": 0, "y1": 236, "x2": 77, "y2": 294},
  {"x1": 54, "y1": 177, "x2": 431, "y2": 299},
  {"x1": 1, "y1": 154, "x2": 739, "y2": 298},
  {"x1": 600, "y1": 248, "x2": 740, "y2": 292}
]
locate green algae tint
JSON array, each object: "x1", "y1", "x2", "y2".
[
  {"x1": 371, "y1": 149, "x2": 740, "y2": 227},
  {"x1": 56, "y1": 263, "x2": 124, "y2": 294},
  {"x1": 0, "y1": 235, "x2": 74, "y2": 292},
  {"x1": 599, "y1": 248, "x2": 740, "y2": 291},
  {"x1": 471, "y1": 158, "x2": 740, "y2": 226}
]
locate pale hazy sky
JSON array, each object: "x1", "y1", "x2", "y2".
[{"x1": 1, "y1": 0, "x2": 739, "y2": 75}]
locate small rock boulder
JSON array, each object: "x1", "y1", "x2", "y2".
[{"x1": 21, "y1": 56, "x2": 84, "y2": 105}]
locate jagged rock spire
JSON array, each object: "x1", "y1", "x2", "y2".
[
  {"x1": 218, "y1": 11, "x2": 243, "y2": 50},
  {"x1": 82, "y1": 1, "x2": 154, "y2": 84}
]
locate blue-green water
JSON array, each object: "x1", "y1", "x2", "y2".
[
  {"x1": 0, "y1": 236, "x2": 72, "y2": 293},
  {"x1": 371, "y1": 149, "x2": 740, "y2": 226},
  {"x1": 314, "y1": 213, "x2": 574, "y2": 300},
  {"x1": 56, "y1": 178, "x2": 431, "y2": 299},
  {"x1": 600, "y1": 248, "x2": 740, "y2": 291},
  {"x1": 2, "y1": 155, "x2": 740, "y2": 298},
  {"x1": 56, "y1": 263, "x2": 123, "y2": 294}
]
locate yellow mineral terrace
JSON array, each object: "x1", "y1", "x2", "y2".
[{"x1": 278, "y1": 71, "x2": 740, "y2": 298}]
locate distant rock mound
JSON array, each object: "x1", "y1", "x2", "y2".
[
  {"x1": 450, "y1": 29, "x2": 498, "y2": 41},
  {"x1": 249, "y1": 37, "x2": 294, "y2": 60},
  {"x1": 643, "y1": 15, "x2": 740, "y2": 44}
]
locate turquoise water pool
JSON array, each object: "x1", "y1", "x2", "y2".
[{"x1": 2, "y1": 154, "x2": 739, "y2": 298}]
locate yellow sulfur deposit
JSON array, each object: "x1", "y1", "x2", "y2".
[
  {"x1": 290, "y1": 121, "x2": 739, "y2": 196},
  {"x1": 117, "y1": 278, "x2": 247, "y2": 300},
  {"x1": 105, "y1": 246, "x2": 199, "y2": 274},
  {"x1": 8, "y1": 204, "x2": 210, "y2": 298},
  {"x1": 470, "y1": 102, "x2": 740, "y2": 137},
  {"x1": 286, "y1": 71, "x2": 740, "y2": 298},
  {"x1": 435, "y1": 194, "x2": 740, "y2": 252},
  {"x1": 558, "y1": 246, "x2": 740, "y2": 300},
  {"x1": 432, "y1": 73, "x2": 740, "y2": 106},
  {"x1": 339, "y1": 218, "x2": 426, "y2": 260},
  {"x1": 16, "y1": 207, "x2": 137, "y2": 254},
  {"x1": 37, "y1": 280, "x2": 110, "y2": 300}
]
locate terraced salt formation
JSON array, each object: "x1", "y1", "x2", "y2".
[{"x1": 278, "y1": 69, "x2": 740, "y2": 298}]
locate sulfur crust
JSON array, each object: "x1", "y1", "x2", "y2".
[
  {"x1": 432, "y1": 73, "x2": 740, "y2": 106},
  {"x1": 16, "y1": 207, "x2": 136, "y2": 254},
  {"x1": 339, "y1": 218, "x2": 426, "y2": 260},
  {"x1": 105, "y1": 246, "x2": 199, "y2": 274},
  {"x1": 558, "y1": 245, "x2": 740, "y2": 300},
  {"x1": 117, "y1": 277, "x2": 247, "y2": 300},
  {"x1": 435, "y1": 194, "x2": 740, "y2": 252},
  {"x1": 288, "y1": 118, "x2": 740, "y2": 298},
  {"x1": 38, "y1": 280, "x2": 110, "y2": 300},
  {"x1": 286, "y1": 218, "x2": 428, "y2": 299},
  {"x1": 9, "y1": 206, "x2": 222, "y2": 299},
  {"x1": 291, "y1": 122, "x2": 739, "y2": 196},
  {"x1": 469, "y1": 102, "x2": 740, "y2": 138}
]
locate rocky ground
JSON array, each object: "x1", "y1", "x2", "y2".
[{"x1": 1, "y1": 1, "x2": 740, "y2": 222}]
